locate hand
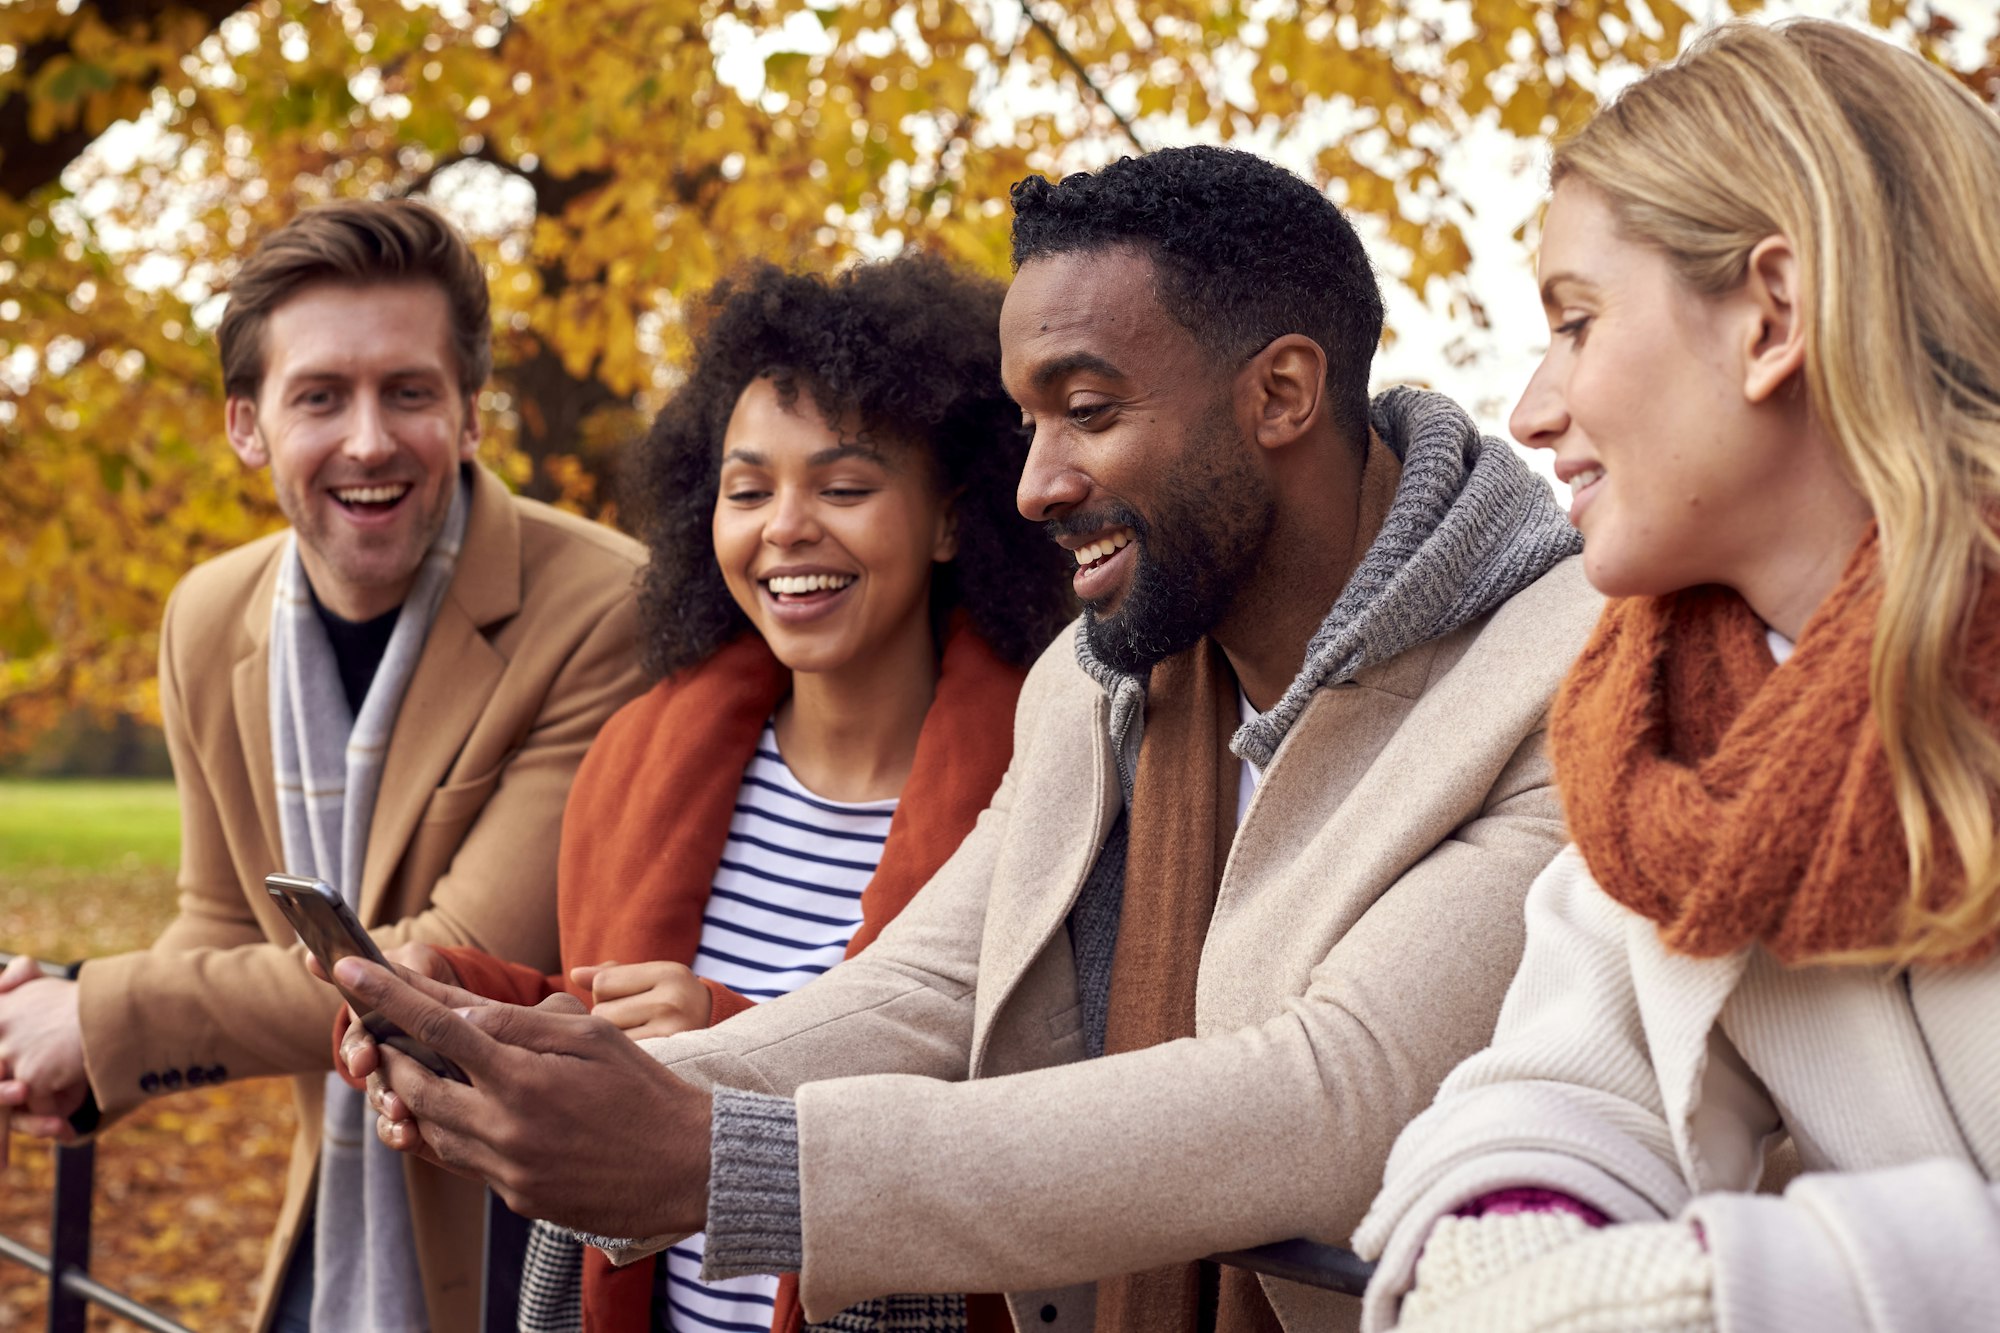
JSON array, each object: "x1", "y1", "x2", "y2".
[
  {"x1": 313, "y1": 943, "x2": 462, "y2": 1084},
  {"x1": 0, "y1": 957, "x2": 87, "y2": 1159},
  {"x1": 570, "y1": 960, "x2": 713, "y2": 1041},
  {"x1": 336, "y1": 956, "x2": 713, "y2": 1239}
]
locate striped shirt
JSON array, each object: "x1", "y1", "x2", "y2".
[{"x1": 658, "y1": 724, "x2": 895, "y2": 1333}]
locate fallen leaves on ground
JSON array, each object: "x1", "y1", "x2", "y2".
[{"x1": 2, "y1": 866, "x2": 296, "y2": 1331}]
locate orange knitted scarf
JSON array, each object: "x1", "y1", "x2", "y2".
[{"x1": 1549, "y1": 529, "x2": 2000, "y2": 965}]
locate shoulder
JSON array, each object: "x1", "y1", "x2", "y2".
[
  {"x1": 1016, "y1": 616, "x2": 1102, "y2": 717},
  {"x1": 162, "y1": 528, "x2": 288, "y2": 644},
  {"x1": 1421, "y1": 555, "x2": 1602, "y2": 704},
  {"x1": 509, "y1": 492, "x2": 648, "y2": 591}
]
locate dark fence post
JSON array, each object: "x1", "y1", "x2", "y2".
[
  {"x1": 481, "y1": 1188, "x2": 530, "y2": 1333},
  {"x1": 46, "y1": 1142, "x2": 95, "y2": 1333}
]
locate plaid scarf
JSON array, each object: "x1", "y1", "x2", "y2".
[{"x1": 270, "y1": 470, "x2": 470, "y2": 1332}]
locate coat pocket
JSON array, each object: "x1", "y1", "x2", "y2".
[{"x1": 421, "y1": 763, "x2": 505, "y2": 828}]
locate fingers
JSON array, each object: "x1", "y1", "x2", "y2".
[
  {"x1": 567, "y1": 961, "x2": 617, "y2": 991},
  {"x1": 456, "y1": 995, "x2": 603, "y2": 1054},
  {"x1": 584, "y1": 962, "x2": 680, "y2": 1003},
  {"x1": 384, "y1": 942, "x2": 459, "y2": 987},
  {"x1": 333, "y1": 959, "x2": 501, "y2": 1072},
  {"x1": 305, "y1": 954, "x2": 328, "y2": 984},
  {"x1": 590, "y1": 995, "x2": 701, "y2": 1037},
  {"x1": 535, "y1": 992, "x2": 589, "y2": 1018},
  {"x1": 0, "y1": 954, "x2": 44, "y2": 992},
  {"x1": 338, "y1": 1018, "x2": 380, "y2": 1082},
  {"x1": 0, "y1": 1056, "x2": 10, "y2": 1170},
  {"x1": 372, "y1": 1045, "x2": 497, "y2": 1181}
]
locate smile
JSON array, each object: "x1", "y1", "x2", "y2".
[
  {"x1": 1072, "y1": 528, "x2": 1133, "y2": 570},
  {"x1": 764, "y1": 573, "x2": 856, "y2": 597},
  {"x1": 331, "y1": 483, "x2": 412, "y2": 513},
  {"x1": 1567, "y1": 466, "x2": 1605, "y2": 499}
]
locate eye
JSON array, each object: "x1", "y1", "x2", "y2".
[
  {"x1": 822, "y1": 487, "x2": 876, "y2": 501},
  {"x1": 724, "y1": 487, "x2": 770, "y2": 504},
  {"x1": 1067, "y1": 401, "x2": 1112, "y2": 426},
  {"x1": 392, "y1": 384, "x2": 437, "y2": 405},
  {"x1": 1554, "y1": 315, "x2": 1592, "y2": 342}
]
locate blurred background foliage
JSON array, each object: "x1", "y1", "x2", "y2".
[{"x1": 3, "y1": 0, "x2": 1995, "y2": 762}]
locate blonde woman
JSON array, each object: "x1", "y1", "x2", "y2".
[{"x1": 1354, "y1": 20, "x2": 2000, "y2": 1333}]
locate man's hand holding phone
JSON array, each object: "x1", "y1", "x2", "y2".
[
  {"x1": 320, "y1": 942, "x2": 464, "y2": 1085},
  {"x1": 332, "y1": 956, "x2": 714, "y2": 1238}
]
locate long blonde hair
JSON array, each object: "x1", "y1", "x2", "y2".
[{"x1": 1553, "y1": 19, "x2": 2000, "y2": 964}]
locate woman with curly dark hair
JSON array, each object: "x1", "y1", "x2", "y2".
[{"x1": 347, "y1": 254, "x2": 1070, "y2": 1333}]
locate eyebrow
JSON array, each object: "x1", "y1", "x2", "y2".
[
  {"x1": 1031, "y1": 351, "x2": 1126, "y2": 391},
  {"x1": 1538, "y1": 273, "x2": 1597, "y2": 307},
  {"x1": 721, "y1": 443, "x2": 891, "y2": 468}
]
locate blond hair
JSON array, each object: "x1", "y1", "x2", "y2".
[{"x1": 1552, "y1": 19, "x2": 2000, "y2": 964}]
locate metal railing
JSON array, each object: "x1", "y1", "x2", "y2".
[{"x1": 0, "y1": 954, "x2": 1373, "y2": 1328}]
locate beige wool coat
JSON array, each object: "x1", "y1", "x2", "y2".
[
  {"x1": 74, "y1": 464, "x2": 647, "y2": 1332},
  {"x1": 1355, "y1": 848, "x2": 2000, "y2": 1333},
  {"x1": 638, "y1": 557, "x2": 1601, "y2": 1332}
]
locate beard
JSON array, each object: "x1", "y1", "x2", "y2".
[{"x1": 1049, "y1": 399, "x2": 1276, "y2": 676}]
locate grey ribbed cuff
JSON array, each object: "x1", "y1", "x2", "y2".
[{"x1": 700, "y1": 1088, "x2": 805, "y2": 1280}]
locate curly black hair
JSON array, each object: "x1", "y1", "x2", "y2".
[
  {"x1": 627, "y1": 255, "x2": 1076, "y2": 679},
  {"x1": 1009, "y1": 145, "x2": 1385, "y2": 444}
]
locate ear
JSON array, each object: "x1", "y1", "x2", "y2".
[
  {"x1": 1741, "y1": 234, "x2": 1807, "y2": 404},
  {"x1": 1243, "y1": 334, "x2": 1327, "y2": 451},
  {"x1": 458, "y1": 395, "x2": 482, "y2": 461},
  {"x1": 225, "y1": 397, "x2": 268, "y2": 468},
  {"x1": 930, "y1": 491, "x2": 961, "y2": 564}
]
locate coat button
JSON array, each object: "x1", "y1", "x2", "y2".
[
  {"x1": 186, "y1": 1066, "x2": 206, "y2": 1088},
  {"x1": 1040, "y1": 1305, "x2": 1058, "y2": 1324},
  {"x1": 161, "y1": 1068, "x2": 183, "y2": 1090},
  {"x1": 209, "y1": 1064, "x2": 228, "y2": 1083},
  {"x1": 139, "y1": 1072, "x2": 160, "y2": 1094}
]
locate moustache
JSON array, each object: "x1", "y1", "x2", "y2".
[{"x1": 1042, "y1": 501, "x2": 1147, "y2": 546}]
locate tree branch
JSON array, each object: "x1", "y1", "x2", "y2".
[
  {"x1": 0, "y1": 0, "x2": 244, "y2": 201},
  {"x1": 1020, "y1": 2, "x2": 1145, "y2": 153}
]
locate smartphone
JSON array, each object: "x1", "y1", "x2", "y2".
[{"x1": 265, "y1": 873, "x2": 470, "y2": 1084}]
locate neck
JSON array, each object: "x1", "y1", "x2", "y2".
[
  {"x1": 1728, "y1": 443, "x2": 1875, "y2": 641},
  {"x1": 772, "y1": 612, "x2": 940, "y2": 803},
  {"x1": 1215, "y1": 430, "x2": 1368, "y2": 711},
  {"x1": 300, "y1": 550, "x2": 410, "y2": 623}
]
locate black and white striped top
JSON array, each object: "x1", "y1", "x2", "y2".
[{"x1": 660, "y1": 723, "x2": 894, "y2": 1333}]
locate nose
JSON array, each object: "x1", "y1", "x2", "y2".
[
  {"x1": 342, "y1": 394, "x2": 396, "y2": 466},
  {"x1": 1508, "y1": 356, "x2": 1569, "y2": 453},
  {"x1": 1016, "y1": 427, "x2": 1091, "y2": 522},
  {"x1": 763, "y1": 485, "x2": 822, "y2": 549}
]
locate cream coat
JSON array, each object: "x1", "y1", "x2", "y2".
[
  {"x1": 639, "y1": 558, "x2": 1601, "y2": 1331},
  {"x1": 74, "y1": 465, "x2": 647, "y2": 1332},
  {"x1": 1355, "y1": 847, "x2": 2000, "y2": 1333}
]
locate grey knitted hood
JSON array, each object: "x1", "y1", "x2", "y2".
[{"x1": 1076, "y1": 385, "x2": 1580, "y2": 785}]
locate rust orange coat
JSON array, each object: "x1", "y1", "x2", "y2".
[{"x1": 440, "y1": 622, "x2": 1023, "y2": 1333}]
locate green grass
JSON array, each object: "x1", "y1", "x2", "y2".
[{"x1": 0, "y1": 777, "x2": 180, "y2": 874}]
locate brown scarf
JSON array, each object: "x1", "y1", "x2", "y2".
[
  {"x1": 1549, "y1": 528, "x2": 2000, "y2": 965},
  {"x1": 1091, "y1": 436, "x2": 1402, "y2": 1333}
]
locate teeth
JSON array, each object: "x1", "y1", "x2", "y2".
[
  {"x1": 1568, "y1": 467, "x2": 1605, "y2": 498},
  {"x1": 1072, "y1": 529, "x2": 1134, "y2": 567},
  {"x1": 334, "y1": 484, "x2": 409, "y2": 504},
  {"x1": 766, "y1": 573, "x2": 856, "y2": 595}
]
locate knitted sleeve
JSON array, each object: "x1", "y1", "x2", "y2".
[{"x1": 700, "y1": 1087, "x2": 806, "y2": 1279}]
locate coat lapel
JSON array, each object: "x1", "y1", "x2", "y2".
[
  {"x1": 1627, "y1": 926, "x2": 1750, "y2": 1187},
  {"x1": 357, "y1": 466, "x2": 519, "y2": 924},
  {"x1": 971, "y1": 684, "x2": 1120, "y2": 1062},
  {"x1": 235, "y1": 552, "x2": 285, "y2": 872}
]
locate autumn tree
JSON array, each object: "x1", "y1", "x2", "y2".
[{"x1": 3, "y1": 0, "x2": 1986, "y2": 754}]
